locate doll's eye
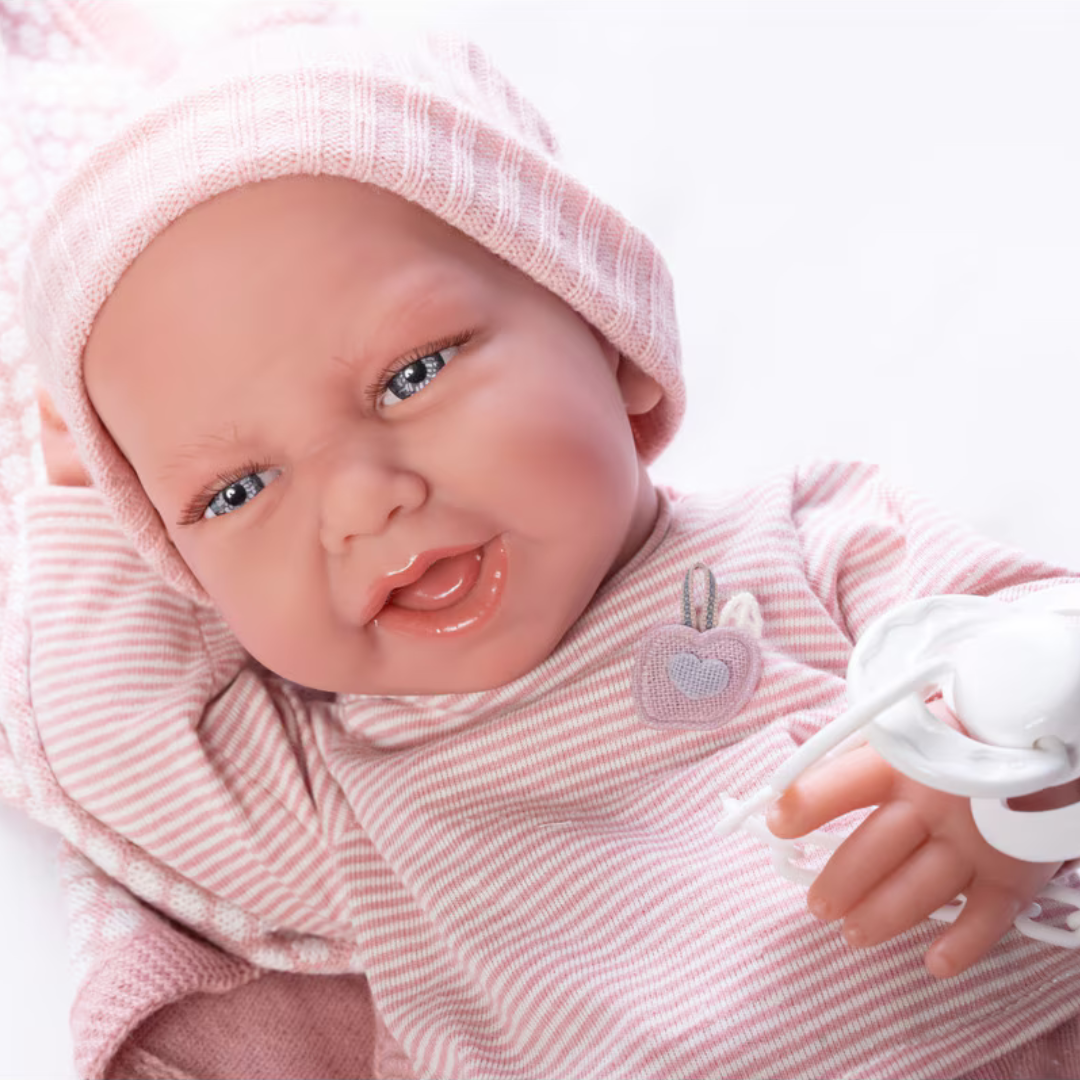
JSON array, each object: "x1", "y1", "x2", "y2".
[
  {"x1": 379, "y1": 345, "x2": 459, "y2": 408},
  {"x1": 203, "y1": 466, "x2": 281, "y2": 520}
]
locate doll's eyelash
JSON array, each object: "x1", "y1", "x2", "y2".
[
  {"x1": 362, "y1": 330, "x2": 474, "y2": 411},
  {"x1": 178, "y1": 459, "x2": 274, "y2": 527}
]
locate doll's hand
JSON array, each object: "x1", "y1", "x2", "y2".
[
  {"x1": 38, "y1": 387, "x2": 91, "y2": 486},
  {"x1": 766, "y1": 743, "x2": 1061, "y2": 978}
]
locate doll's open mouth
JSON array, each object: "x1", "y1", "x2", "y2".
[
  {"x1": 374, "y1": 538, "x2": 507, "y2": 638},
  {"x1": 386, "y1": 548, "x2": 483, "y2": 611}
]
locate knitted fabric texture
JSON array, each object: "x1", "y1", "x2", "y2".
[
  {"x1": 0, "y1": 0, "x2": 155, "y2": 639},
  {"x1": 0, "y1": 0, "x2": 161, "y2": 805},
  {"x1": 18, "y1": 0, "x2": 685, "y2": 606}
]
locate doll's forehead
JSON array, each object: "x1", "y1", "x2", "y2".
[
  {"x1": 99, "y1": 177, "x2": 535, "y2": 343},
  {"x1": 160, "y1": 176, "x2": 500, "y2": 270},
  {"x1": 88, "y1": 186, "x2": 517, "y2": 361}
]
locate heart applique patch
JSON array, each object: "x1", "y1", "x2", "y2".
[
  {"x1": 667, "y1": 651, "x2": 730, "y2": 698},
  {"x1": 632, "y1": 563, "x2": 763, "y2": 730}
]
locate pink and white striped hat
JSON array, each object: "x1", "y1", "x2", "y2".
[{"x1": 21, "y1": 1, "x2": 684, "y2": 605}]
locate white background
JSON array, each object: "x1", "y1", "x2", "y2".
[{"x1": 4, "y1": 1, "x2": 1080, "y2": 1075}]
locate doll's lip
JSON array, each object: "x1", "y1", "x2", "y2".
[
  {"x1": 372, "y1": 537, "x2": 508, "y2": 638},
  {"x1": 356, "y1": 542, "x2": 484, "y2": 626}
]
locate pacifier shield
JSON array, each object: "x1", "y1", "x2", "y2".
[{"x1": 632, "y1": 563, "x2": 763, "y2": 730}]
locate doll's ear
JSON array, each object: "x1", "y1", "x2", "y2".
[
  {"x1": 586, "y1": 323, "x2": 664, "y2": 417},
  {"x1": 615, "y1": 354, "x2": 663, "y2": 417}
]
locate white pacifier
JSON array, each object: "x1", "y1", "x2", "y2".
[
  {"x1": 717, "y1": 584, "x2": 1080, "y2": 947},
  {"x1": 850, "y1": 586, "x2": 1080, "y2": 860}
]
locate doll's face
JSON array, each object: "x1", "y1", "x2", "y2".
[{"x1": 84, "y1": 176, "x2": 661, "y2": 694}]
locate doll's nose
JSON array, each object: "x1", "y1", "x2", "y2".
[{"x1": 318, "y1": 456, "x2": 428, "y2": 554}]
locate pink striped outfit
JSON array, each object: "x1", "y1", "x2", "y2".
[{"x1": 9, "y1": 459, "x2": 1080, "y2": 1078}]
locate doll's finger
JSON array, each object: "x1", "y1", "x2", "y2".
[
  {"x1": 806, "y1": 800, "x2": 928, "y2": 920},
  {"x1": 924, "y1": 882, "x2": 1023, "y2": 979},
  {"x1": 768, "y1": 744, "x2": 896, "y2": 839},
  {"x1": 840, "y1": 838, "x2": 968, "y2": 948}
]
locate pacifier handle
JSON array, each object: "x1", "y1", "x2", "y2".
[
  {"x1": 718, "y1": 659, "x2": 954, "y2": 837},
  {"x1": 769, "y1": 658, "x2": 950, "y2": 792}
]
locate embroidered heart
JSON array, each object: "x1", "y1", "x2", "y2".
[
  {"x1": 667, "y1": 652, "x2": 730, "y2": 699},
  {"x1": 633, "y1": 624, "x2": 763, "y2": 731}
]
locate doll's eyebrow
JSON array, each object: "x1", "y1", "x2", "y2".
[{"x1": 158, "y1": 424, "x2": 245, "y2": 478}]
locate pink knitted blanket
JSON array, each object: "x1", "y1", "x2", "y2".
[{"x1": 0, "y1": 5, "x2": 401, "y2": 1077}]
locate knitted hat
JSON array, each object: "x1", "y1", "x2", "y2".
[{"x1": 20, "y1": 1, "x2": 685, "y2": 606}]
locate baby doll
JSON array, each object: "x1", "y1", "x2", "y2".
[{"x1": 12, "y1": 4, "x2": 1080, "y2": 1078}]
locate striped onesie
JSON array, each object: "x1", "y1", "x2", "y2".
[{"x1": 15, "y1": 459, "x2": 1080, "y2": 1078}]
